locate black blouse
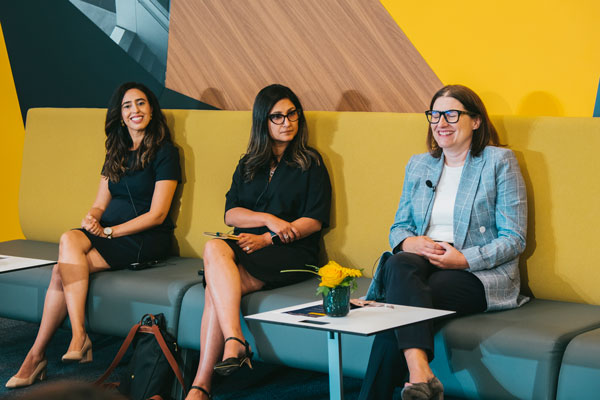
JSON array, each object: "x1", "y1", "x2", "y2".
[
  {"x1": 225, "y1": 149, "x2": 332, "y2": 257},
  {"x1": 101, "y1": 141, "x2": 181, "y2": 232}
]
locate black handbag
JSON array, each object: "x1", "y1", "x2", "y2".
[{"x1": 95, "y1": 313, "x2": 186, "y2": 400}]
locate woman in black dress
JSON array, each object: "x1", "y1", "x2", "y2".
[
  {"x1": 6, "y1": 82, "x2": 181, "y2": 389},
  {"x1": 186, "y1": 84, "x2": 331, "y2": 400}
]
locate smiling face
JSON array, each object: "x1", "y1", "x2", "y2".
[
  {"x1": 268, "y1": 98, "x2": 299, "y2": 148},
  {"x1": 430, "y1": 96, "x2": 481, "y2": 161},
  {"x1": 121, "y1": 88, "x2": 152, "y2": 136}
]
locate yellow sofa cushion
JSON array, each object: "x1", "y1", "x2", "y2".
[{"x1": 19, "y1": 108, "x2": 600, "y2": 304}]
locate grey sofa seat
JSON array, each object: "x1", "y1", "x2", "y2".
[
  {"x1": 556, "y1": 327, "x2": 600, "y2": 400},
  {"x1": 0, "y1": 240, "x2": 202, "y2": 337},
  {"x1": 0, "y1": 240, "x2": 59, "y2": 323},
  {"x1": 431, "y1": 299, "x2": 600, "y2": 399},
  {"x1": 177, "y1": 276, "x2": 374, "y2": 378}
]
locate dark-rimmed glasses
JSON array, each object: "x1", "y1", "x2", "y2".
[
  {"x1": 268, "y1": 109, "x2": 300, "y2": 125},
  {"x1": 425, "y1": 109, "x2": 476, "y2": 124}
]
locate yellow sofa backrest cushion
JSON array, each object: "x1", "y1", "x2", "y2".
[{"x1": 20, "y1": 108, "x2": 600, "y2": 304}]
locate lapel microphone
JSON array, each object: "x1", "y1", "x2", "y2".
[{"x1": 426, "y1": 180, "x2": 436, "y2": 192}]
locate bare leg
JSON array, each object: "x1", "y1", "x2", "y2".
[
  {"x1": 11, "y1": 230, "x2": 109, "y2": 380},
  {"x1": 58, "y1": 230, "x2": 109, "y2": 352},
  {"x1": 186, "y1": 288, "x2": 223, "y2": 400},
  {"x1": 404, "y1": 348, "x2": 434, "y2": 385},
  {"x1": 185, "y1": 239, "x2": 264, "y2": 400},
  {"x1": 12, "y1": 265, "x2": 68, "y2": 379},
  {"x1": 203, "y1": 240, "x2": 264, "y2": 359}
]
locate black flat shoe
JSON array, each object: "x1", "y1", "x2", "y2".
[
  {"x1": 214, "y1": 337, "x2": 253, "y2": 376},
  {"x1": 190, "y1": 385, "x2": 211, "y2": 399},
  {"x1": 401, "y1": 376, "x2": 444, "y2": 400}
]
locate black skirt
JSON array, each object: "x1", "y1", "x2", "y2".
[
  {"x1": 78, "y1": 228, "x2": 173, "y2": 270},
  {"x1": 224, "y1": 239, "x2": 316, "y2": 290}
]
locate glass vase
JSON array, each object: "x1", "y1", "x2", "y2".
[{"x1": 322, "y1": 285, "x2": 351, "y2": 317}]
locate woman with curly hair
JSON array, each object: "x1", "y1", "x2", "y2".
[{"x1": 6, "y1": 82, "x2": 181, "y2": 389}]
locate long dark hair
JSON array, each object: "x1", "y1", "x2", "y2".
[
  {"x1": 426, "y1": 84, "x2": 501, "y2": 158},
  {"x1": 102, "y1": 82, "x2": 171, "y2": 182},
  {"x1": 242, "y1": 84, "x2": 319, "y2": 181}
]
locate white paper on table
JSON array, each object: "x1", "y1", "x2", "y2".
[{"x1": 0, "y1": 255, "x2": 55, "y2": 273}]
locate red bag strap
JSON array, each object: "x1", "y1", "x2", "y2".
[{"x1": 94, "y1": 321, "x2": 142, "y2": 385}]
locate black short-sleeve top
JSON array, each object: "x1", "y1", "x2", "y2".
[
  {"x1": 225, "y1": 148, "x2": 332, "y2": 257},
  {"x1": 100, "y1": 141, "x2": 181, "y2": 232}
]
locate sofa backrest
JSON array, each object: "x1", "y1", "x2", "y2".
[{"x1": 20, "y1": 108, "x2": 600, "y2": 305}]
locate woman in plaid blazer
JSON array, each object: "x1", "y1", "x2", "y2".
[{"x1": 360, "y1": 85, "x2": 528, "y2": 400}]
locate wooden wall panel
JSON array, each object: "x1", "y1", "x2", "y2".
[{"x1": 166, "y1": 0, "x2": 443, "y2": 112}]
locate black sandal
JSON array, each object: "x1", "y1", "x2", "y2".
[
  {"x1": 190, "y1": 385, "x2": 212, "y2": 399},
  {"x1": 213, "y1": 337, "x2": 254, "y2": 376}
]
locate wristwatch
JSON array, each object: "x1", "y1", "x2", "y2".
[
  {"x1": 103, "y1": 227, "x2": 113, "y2": 239},
  {"x1": 270, "y1": 231, "x2": 281, "y2": 245}
]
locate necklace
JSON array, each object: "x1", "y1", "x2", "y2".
[
  {"x1": 269, "y1": 154, "x2": 281, "y2": 181},
  {"x1": 269, "y1": 159, "x2": 279, "y2": 181}
]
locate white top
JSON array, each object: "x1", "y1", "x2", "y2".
[{"x1": 425, "y1": 164, "x2": 463, "y2": 243}]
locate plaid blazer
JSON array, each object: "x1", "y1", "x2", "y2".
[{"x1": 368, "y1": 146, "x2": 528, "y2": 311}]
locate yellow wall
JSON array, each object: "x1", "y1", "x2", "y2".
[
  {"x1": 0, "y1": 24, "x2": 25, "y2": 241},
  {"x1": 2, "y1": 3, "x2": 599, "y2": 241},
  {"x1": 382, "y1": 0, "x2": 600, "y2": 117}
]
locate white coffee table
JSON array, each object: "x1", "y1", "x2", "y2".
[
  {"x1": 246, "y1": 300, "x2": 454, "y2": 400},
  {"x1": 0, "y1": 255, "x2": 55, "y2": 274}
]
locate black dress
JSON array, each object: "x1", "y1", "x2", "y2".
[
  {"x1": 224, "y1": 148, "x2": 331, "y2": 289},
  {"x1": 79, "y1": 142, "x2": 181, "y2": 269}
]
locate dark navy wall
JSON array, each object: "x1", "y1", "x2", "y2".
[{"x1": 0, "y1": 1, "x2": 215, "y2": 123}]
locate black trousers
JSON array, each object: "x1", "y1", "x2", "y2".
[{"x1": 359, "y1": 252, "x2": 487, "y2": 400}]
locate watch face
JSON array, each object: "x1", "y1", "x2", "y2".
[
  {"x1": 104, "y1": 227, "x2": 112, "y2": 235},
  {"x1": 271, "y1": 234, "x2": 281, "y2": 245}
]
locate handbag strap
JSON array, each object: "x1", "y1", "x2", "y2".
[
  {"x1": 94, "y1": 314, "x2": 187, "y2": 398},
  {"x1": 94, "y1": 321, "x2": 142, "y2": 385},
  {"x1": 148, "y1": 323, "x2": 187, "y2": 397}
]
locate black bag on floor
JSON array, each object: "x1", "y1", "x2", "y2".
[{"x1": 95, "y1": 313, "x2": 186, "y2": 400}]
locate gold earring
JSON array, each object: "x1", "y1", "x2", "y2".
[{"x1": 120, "y1": 120, "x2": 125, "y2": 127}]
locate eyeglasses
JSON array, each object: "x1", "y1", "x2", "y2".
[
  {"x1": 425, "y1": 109, "x2": 476, "y2": 124},
  {"x1": 268, "y1": 109, "x2": 300, "y2": 125}
]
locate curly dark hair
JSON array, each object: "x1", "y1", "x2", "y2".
[
  {"x1": 102, "y1": 82, "x2": 172, "y2": 182},
  {"x1": 426, "y1": 84, "x2": 501, "y2": 158},
  {"x1": 241, "y1": 84, "x2": 319, "y2": 181}
]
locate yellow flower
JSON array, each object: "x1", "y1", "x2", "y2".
[
  {"x1": 317, "y1": 261, "x2": 362, "y2": 288},
  {"x1": 280, "y1": 261, "x2": 363, "y2": 296}
]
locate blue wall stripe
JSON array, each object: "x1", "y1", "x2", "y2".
[{"x1": 594, "y1": 77, "x2": 600, "y2": 117}]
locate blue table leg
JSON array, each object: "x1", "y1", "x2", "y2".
[{"x1": 327, "y1": 331, "x2": 344, "y2": 400}]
